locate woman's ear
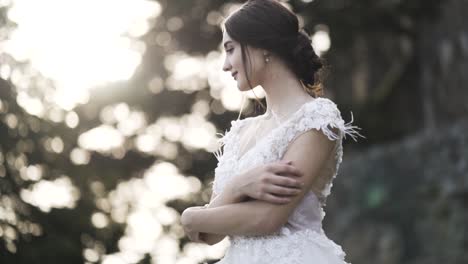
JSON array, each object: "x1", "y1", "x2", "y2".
[{"x1": 263, "y1": 50, "x2": 271, "y2": 63}]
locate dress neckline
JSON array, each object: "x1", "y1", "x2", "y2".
[{"x1": 234, "y1": 98, "x2": 323, "y2": 162}]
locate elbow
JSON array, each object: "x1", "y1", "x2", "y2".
[
  {"x1": 270, "y1": 219, "x2": 288, "y2": 234},
  {"x1": 256, "y1": 214, "x2": 286, "y2": 235},
  {"x1": 181, "y1": 208, "x2": 197, "y2": 235},
  {"x1": 180, "y1": 209, "x2": 192, "y2": 228}
]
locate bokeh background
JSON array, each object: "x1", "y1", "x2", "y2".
[{"x1": 0, "y1": 0, "x2": 466, "y2": 263}]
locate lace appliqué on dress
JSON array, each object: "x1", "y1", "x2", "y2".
[
  {"x1": 211, "y1": 118, "x2": 250, "y2": 196},
  {"x1": 210, "y1": 98, "x2": 363, "y2": 264},
  {"x1": 274, "y1": 98, "x2": 363, "y2": 203},
  {"x1": 220, "y1": 229, "x2": 349, "y2": 264},
  {"x1": 211, "y1": 98, "x2": 364, "y2": 198}
]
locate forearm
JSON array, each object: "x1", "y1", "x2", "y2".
[
  {"x1": 198, "y1": 184, "x2": 246, "y2": 245},
  {"x1": 207, "y1": 183, "x2": 246, "y2": 208},
  {"x1": 187, "y1": 200, "x2": 277, "y2": 237}
]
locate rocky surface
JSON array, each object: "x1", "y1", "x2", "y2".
[{"x1": 326, "y1": 120, "x2": 468, "y2": 264}]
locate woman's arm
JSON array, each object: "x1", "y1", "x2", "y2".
[
  {"x1": 193, "y1": 160, "x2": 303, "y2": 244},
  {"x1": 197, "y1": 184, "x2": 246, "y2": 245},
  {"x1": 183, "y1": 199, "x2": 279, "y2": 236},
  {"x1": 184, "y1": 130, "x2": 336, "y2": 237}
]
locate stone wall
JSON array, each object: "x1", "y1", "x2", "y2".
[
  {"x1": 323, "y1": 0, "x2": 467, "y2": 144},
  {"x1": 323, "y1": 1, "x2": 468, "y2": 262},
  {"x1": 418, "y1": 0, "x2": 468, "y2": 128},
  {"x1": 325, "y1": 120, "x2": 467, "y2": 264}
]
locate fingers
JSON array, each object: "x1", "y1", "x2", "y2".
[
  {"x1": 258, "y1": 184, "x2": 302, "y2": 205},
  {"x1": 269, "y1": 161, "x2": 303, "y2": 177},
  {"x1": 266, "y1": 184, "x2": 302, "y2": 196},
  {"x1": 269, "y1": 175, "x2": 303, "y2": 189},
  {"x1": 263, "y1": 193, "x2": 293, "y2": 204}
]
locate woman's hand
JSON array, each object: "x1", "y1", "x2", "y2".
[
  {"x1": 228, "y1": 160, "x2": 304, "y2": 204},
  {"x1": 181, "y1": 206, "x2": 204, "y2": 242}
]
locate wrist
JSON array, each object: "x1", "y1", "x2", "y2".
[{"x1": 225, "y1": 182, "x2": 245, "y2": 203}]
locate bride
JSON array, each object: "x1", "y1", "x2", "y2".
[{"x1": 181, "y1": 0, "x2": 362, "y2": 263}]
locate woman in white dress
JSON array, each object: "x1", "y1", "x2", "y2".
[{"x1": 181, "y1": 0, "x2": 362, "y2": 263}]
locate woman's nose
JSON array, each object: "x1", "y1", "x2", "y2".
[{"x1": 222, "y1": 57, "x2": 231, "y2": 72}]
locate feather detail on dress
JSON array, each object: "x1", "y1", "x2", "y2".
[{"x1": 343, "y1": 111, "x2": 365, "y2": 142}]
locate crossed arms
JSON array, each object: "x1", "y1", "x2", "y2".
[{"x1": 181, "y1": 129, "x2": 336, "y2": 245}]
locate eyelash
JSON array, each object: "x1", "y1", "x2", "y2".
[{"x1": 226, "y1": 48, "x2": 233, "y2": 54}]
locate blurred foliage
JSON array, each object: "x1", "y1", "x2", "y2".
[{"x1": 0, "y1": 0, "x2": 465, "y2": 263}]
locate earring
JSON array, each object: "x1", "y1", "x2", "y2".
[{"x1": 263, "y1": 51, "x2": 270, "y2": 63}]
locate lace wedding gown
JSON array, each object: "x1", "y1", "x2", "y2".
[{"x1": 211, "y1": 97, "x2": 362, "y2": 264}]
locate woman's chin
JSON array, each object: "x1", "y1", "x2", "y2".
[
  {"x1": 236, "y1": 83, "x2": 246, "y2": 91},
  {"x1": 237, "y1": 82, "x2": 250, "y2": 92}
]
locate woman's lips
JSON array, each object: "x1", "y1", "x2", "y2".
[{"x1": 232, "y1": 72, "x2": 238, "y2": 80}]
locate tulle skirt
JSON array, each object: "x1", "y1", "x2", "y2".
[{"x1": 214, "y1": 229, "x2": 349, "y2": 264}]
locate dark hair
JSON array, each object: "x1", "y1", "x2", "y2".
[{"x1": 222, "y1": 0, "x2": 325, "y2": 99}]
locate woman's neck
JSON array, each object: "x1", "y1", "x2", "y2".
[{"x1": 261, "y1": 65, "x2": 314, "y2": 120}]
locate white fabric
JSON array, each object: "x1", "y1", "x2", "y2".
[{"x1": 211, "y1": 97, "x2": 361, "y2": 264}]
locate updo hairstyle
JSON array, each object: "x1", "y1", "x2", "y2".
[{"x1": 223, "y1": 0, "x2": 325, "y2": 98}]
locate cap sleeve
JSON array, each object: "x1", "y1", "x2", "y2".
[
  {"x1": 290, "y1": 98, "x2": 363, "y2": 143},
  {"x1": 274, "y1": 98, "x2": 364, "y2": 203}
]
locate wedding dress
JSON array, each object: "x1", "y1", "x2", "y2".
[{"x1": 211, "y1": 97, "x2": 362, "y2": 264}]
